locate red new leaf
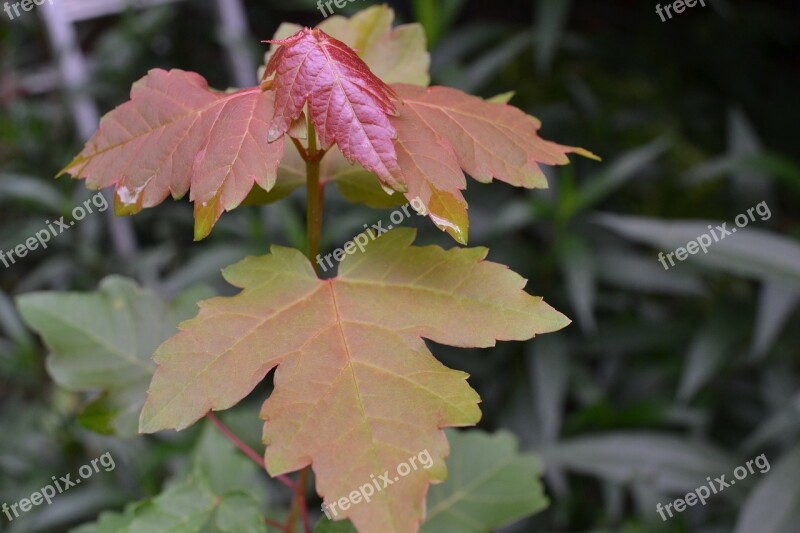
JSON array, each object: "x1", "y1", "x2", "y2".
[
  {"x1": 265, "y1": 28, "x2": 402, "y2": 189},
  {"x1": 61, "y1": 69, "x2": 284, "y2": 240}
]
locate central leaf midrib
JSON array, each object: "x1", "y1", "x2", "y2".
[{"x1": 327, "y1": 282, "x2": 402, "y2": 530}]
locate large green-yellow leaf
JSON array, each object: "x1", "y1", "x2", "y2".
[{"x1": 140, "y1": 228, "x2": 569, "y2": 532}]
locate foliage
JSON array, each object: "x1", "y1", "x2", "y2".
[
  {"x1": 60, "y1": 72, "x2": 284, "y2": 240},
  {"x1": 1, "y1": 1, "x2": 798, "y2": 532},
  {"x1": 11, "y1": 4, "x2": 589, "y2": 532},
  {"x1": 73, "y1": 424, "x2": 269, "y2": 533},
  {"x1": 140, "y1": 227, "x2": 564, "y2": 530}
]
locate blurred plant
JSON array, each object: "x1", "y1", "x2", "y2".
[
  {"x1": 2, "y1": 1, "x2": 798, "y2": 532},
  {"x1": 10, "y1": 5, "x2": 598, "y2": 532}
]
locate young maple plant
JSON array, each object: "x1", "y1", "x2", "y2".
[{"x1": 52, "y1": 7, "x2": 594, "y2": 533}]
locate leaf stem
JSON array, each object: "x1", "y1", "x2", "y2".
[
  {"x1": 306, "y1": 119, "x2": 324, "y2": 274},
  {"x1": 286, "y1": 467, "x2": 310, "y2": 532},
  {"x1": 205, "y1": 412, "x2": 295, "y2": 490},
  {"x1": 264, "y1": 517, "x2": 285, "y2": 530},
  {"x1": 279, "y1": 111, "x2": 321, "y2": 533},
  {"x1": 291, "y1": 136, "x2": 310, "y2": 161}
]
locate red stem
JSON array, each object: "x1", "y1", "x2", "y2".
[
  {"x1": 298, "y1": 468, "x2": 311, "y2": 532},
  {"x1": 285, "y1": 466, "x2": 310, "y2": 533},
  {"x1": 264, "y1": 517, "x2": 285, "y2": 531},
  {"x1": 206, "y1": 412, "x2": 294, "y2": 490},
  {"x1": 301, "y1": 498, "x2": 311, "y2": 533}
]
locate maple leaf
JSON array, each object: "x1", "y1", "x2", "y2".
[
  {"x1": 388, "y1": 84, "x2": 599, "y2": 243},
  {"x1": 264, "y1": 28, "x2": 403, "y2": 189},
  {"x1": 60, "y1": 69, "x2": 284, "y2": 240},
  {"x1": 140, "y1": 228, "x2": 569, "y2": 532},
  {"x1": 254, "y1": 7, "x2": 428, "y2": 210}
]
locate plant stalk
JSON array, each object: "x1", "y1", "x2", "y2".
[
  {"x1": 280, "y1": 113, "x2": 322, "y2": 533},
  {"x1": 306, "y1": 120, "x2": 323, "y2": 273},
  {"x1": 286, "y1": 467, "x2": 310, "y2": 532},
  {"x1": 206, "y1": 412, "x2": 295, "y2": 489}
]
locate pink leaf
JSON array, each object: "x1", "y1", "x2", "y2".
[
  {"x1": 388, "y1": 84, "x2": 599, "y2": 243},
  {"x1": 61, "y1": 69, "x2": 285, "y2": 240},
  {"x1": 265, "y1": 28, "x2": 403, "y2": 189}
]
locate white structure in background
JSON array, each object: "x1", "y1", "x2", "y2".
[{"x1": 30, "y1": 0, "x2": 256, "y2": 257}]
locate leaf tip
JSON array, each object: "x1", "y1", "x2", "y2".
[
  {"x1": 573, "y1": 147, "x2": 602, "y2": 162},
  {"x1": 138, "y1": 406, "x2": 157, "y2": 435},
  {"x1": 113, "y1": 181, "x2": 145, "y2": 216},
  {"x1": 56, "y1": 160, "x2": 78, "y2": 180},
  {"x1": 267, "y1": 128, "x2": 285, "y2": 143}
]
